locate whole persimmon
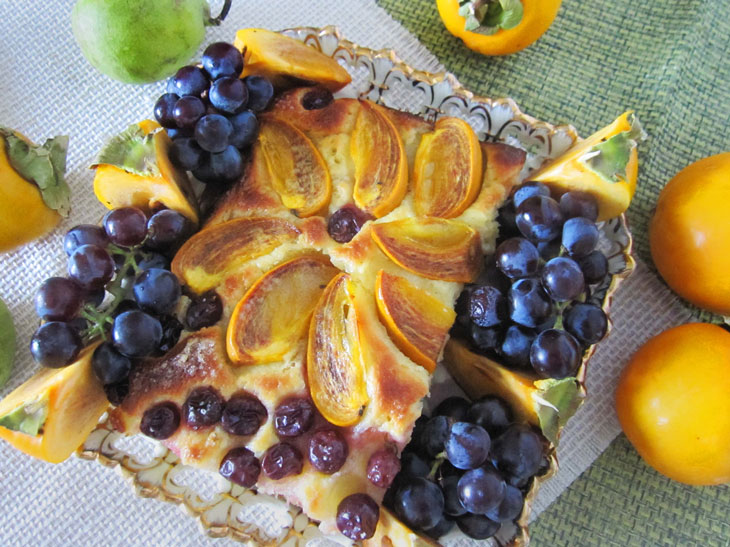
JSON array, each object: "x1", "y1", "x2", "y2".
[
  {"x1": 650, "y1": 152, "x2": 730, "y2": 315},
  {"x1": 615, "y1": 323, "x2": 730, "y2": 485}
]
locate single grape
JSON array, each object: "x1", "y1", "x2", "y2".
[
  {"x1": 564, "y1": 303, "x2": 608, "y2": 345},
  {"x1": 68, "y1": 244, "x2": 115, "y2": 290},
  {"x1": 194, "y1": 114, "x2": 232, "y2": 153},
  {"x1": 173, "y1": 96, "x2": 206, "y2": 129},
  {"x1": 393, "y1": 477, "x2": 444, "y2": 531},
  {"x1": 439, "y1": 475, "x2": 466, "y2": 517},
  {"x1": 103, "y1": 379, "x2": 129, "y2": 406},
  {"x1": 202, "y1": 42, "x2": 244, "y2": 80},
  {"x1": 469, "y1": 324, "x2": 502, "y2": 354},
  {"x1": 35, "y1": 277, "x2": 83, "y2": 321},
  {"x1": 467, "y1": 396, "x2": 513, "y2": 436},
  {"x1": 491, "y1": 424, "x2": 544, "y2": 486},
  {"x1": 495, "y1": 237, "x2": 540, "y2": 279},
  {"x1": 182, "y1": 386, "x2": 224, "y2": 429},
  {"x1": 457, "y1": 466, "x2": 505, "y2": 514},
  {"x1": 366, "y1": 446, "x2": 401, "y2": 488},
  {"x1": 167, "y1": 65, "x2": 209, "y2": 97},
  {"x1": 207, "y1": 145, "x2": 244, "y2": 183},
  {"x1": 468, "y1": 285, "x2": 507, "y2": 328},
  {"x1": 112, "y1": 310, "x2": 163, "y2": 358},
  {"x1": 219, "y1": 446, "x2": 260, "y2": 488},
  {"x1": 421, "y1": 415, "x2": 451, "y2": 458},
  {"x1": 274, "y1": 396, "x2": 315, "y2": 437},
  {"x1": 560, "y1": 191, "x2": 598, "y2": 221},
  {"x1": 336, "y1": 493, "x2": 380, "y2": 541},
  {"x1": 512, "y1": 181, "x2": 550, "y2": 209},
  {"x1": 221, "y1": 393, "x2": 267, "y2": 436},
  {"x1": 103, "y1": 207, "x2": 147, "y2": 247},
  {"x1": 399, "y1": 451, "x2": 430, "y2": 479},
  {"x1": 92, "y1": 342, "x2": 131, "y2": 385},
  {"x1": 29, "y1": 322, "x2": 82, "y2": 368},
  {"x1": 191, "y1": 156, "x2": 216, "y2": 184},
  {"x1": 562, "y1": 216, "x2": 600, "y2": 257},
  {"x1": 530, "y1": 328, "x2": 582, "y2": 379},
  {"x1": 145, "y1": 209, "x2": 191, "y2": 253},
  {"x1": 308, "y1": 428, "x2": 348, "y2": 474},
  {"x1": 500, "y1": 325, "x2": 537, "y2": 369},
  {"x1": 327, "y1": 204, "x2": 372, "y2": 243},
  {"x1": 578, "y1": 250, "x2": 609, "y2": 284},
  {"x1": 508, "y1": 278, "x2": 553, "y2": 328},
  {"x1": 301, "y1": 87, "x2": 334, "y2": 110},
  {"x1": 243, "y1": 75, "x2": 274, "y2": 112},
  {"x1": 170, "y1": 137, "x2": 203, "y2": 171},
  {"x1": 424, "y1": 517, "x2": 455, "y2": 540},
  {"x1": 185, "y1": 290, "x2": 223, "y2": 330},
  {"x1": 140, "y1": 401, "x2": 180, "y2": 440},
  {"x1": 485, "y1": 484, "x2": 524, "y2": 523},
  {"x1": 64, "y1": 224, "x2": 108, "y2": 256},
  {"x1": 157, "y1": 315, "x2": 183, "y2": 354},
  {"x1": 515, "y1": 195, "x2": 564, "y2": 242},
  {"x1": 455, "y1": 513, "x2": 500, "y2": 540},
  {"x1": 209, "y1": 77, "x2": 248, "y2": 113},
  {"x1": 445, "y1": 422, "x2": 491, "y2": 470},
  {"x1": 133, "y1": 268, "x2": 181, "y2": 315},
  {"x1": 433, "y1": 396, "x2": 470, "y2": 421},
  {"x1": 228, "y1": 110, "x2": 259, "y2": 149},
  {"x1": 262, "y1": 442, "x2": 304, "y2": 479},
  {"x1": 541, "y1": 257, "x2": 585, "y2": 302},
  {"x1": 153, "y1": 93, "x2": 179, "y2": 128}
]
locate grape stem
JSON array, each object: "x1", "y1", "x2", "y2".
[
  {"x1": 427, "y1": 451, "x2": 447, "y2": 480},
  {"x1": 208, "y1": 0, "x2": 232, "y2": 26}
]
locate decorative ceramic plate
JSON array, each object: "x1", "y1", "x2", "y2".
[{"x1": 77, "y1": 26, "x2": 635, "y2": 546}]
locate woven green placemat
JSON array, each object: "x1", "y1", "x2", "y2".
[{"x1": 377, "y1": 0, "x2": 730, "y2": 544}]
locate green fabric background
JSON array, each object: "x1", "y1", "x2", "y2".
[{"x1": 377, "y1": 0, "x2": 730, "y2": 544}]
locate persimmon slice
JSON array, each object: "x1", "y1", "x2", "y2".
[
  {"x1": 351, "y1": 101, "x2": 408, "y2": 218},
  {"x1": 371, "y1": 217, "x2": 482, "y2": 282},
  {"x1": 226, "y1": 255, "x2": 339, "y2": 365},
  {"x1": 258, "y1": 117, "x2": 332, "y2": 217},
  {"x1": 413, "y1": 117, "x2": 483, "y2": 218},
  {"x1": 307, "y1": 273, "x2": 368, "y2": 427},
  {"x1": 375, "y1": 271, "x2": 456, "y2": 373}
]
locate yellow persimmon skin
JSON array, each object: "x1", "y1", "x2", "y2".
[
  {"x1": 650, "y1": 152, "x2": 730, "y2": 315},
  {"x1": 615, "y1": 323, "x2": 730, "y2": 486},
  {"x1": 436, "y1": 0, "x2": 562, "y2": 56}
]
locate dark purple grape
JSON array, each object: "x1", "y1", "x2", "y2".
[
  {"x1": 140, "y1": 402, "x2": 180, "y2": 440},
  {"x1": 578, "y1": 250, "x2": 609, "y2": 284},
  {"x1": 92, "y1": 342, "x2": 131, "y2": 385},
  {"x1": 64, "y1": 224, "x2": 108, "y2": 256},
  {"x1": 29, "y1": 322, "x2": 82, "y2": 368},
  {"x1": 424, "y1": 516, "x2": 455, "y2": 539},
  {"x1": 243, "y1": 75, "x2": 274, "y2": 112},
  {"x1": 68, "y1": 244, "x2": 115, "y2": 290},
  {"x1": 262, "y1": 442, "x2": 304, "y2": 479},
  {"x1": 183, "y1": 386, "x2": 224, "y2": 429},
  {"x1": 421, "y1": 415, "x2": 451, "y2": 458},
  {"x1": 530, "y1": 328, "x2": 582, "y2": 379},
  {"x1": 327, "y1": 204, "x2": 372, "y2": 243},
  {"x1": 439, "y1": 474, "x2": 466, "y2": 516},
  {"x1": 103, "y1": 379, "x2": 129, "y2": 406},
  {"x1": 508, "y1": 278, "x2": 553, "y2": 328},
  {"x1": 468, "y1": 285, "x2": 506, "y2": 328},
  {"x1": 457, "y1": 466, "x2": 505, "y2": 514},
  {"x1": 500, "y1": 325, "x2": 536, "y2": 369},
  {"x1": 301, "y1": 87, "x2": 334, "y2": 110},
  {"x1": 228, "y1": 110, "x2": 259, "y2": 149},
  {"x1": 467, "y1": 396, "x2": 513, "y2": 436},
  {"x1": 191, "y1": 156, "x2": 216, "y2": 184},
  {"x1": 541, "y1": 256, "x2": 585, "y2": 302},
  {"x1": 560, "y1": 191, "x2": 598, "y2": 221},
  {"x1": 221, "y1": 393, "x2": 267, "y2": 436},
  {"x1": 219, "y1": 447, "x2": 260, "y2": 487},
  {"x1": 446, "y1": 422, "x2": 491, "y2": 470},
  {"x1": 35, "y1": 277, "x2": 83, "y2": 321},
  {"x1": 194, "y1": 114, "x2": 232, "y2": 153},
  {"x1": 470, "y1": 324, "x2": 502, "y2": 354},
  {"x1": 170, "y1": 137, "x2": 203, "y2": 171},
  {"x1": 308, "y1": 428, "x2": 348, "y2": 474},
  {"x1": 393, "y1": 477, "x2": 444, "y2": 531},
  {"x1": 399, "y1": 451, "x2": 430, "y2": 478},
  {"x1": 209, "y1": 77, "x2": 248, "y2": 114},
  {"x1": 103, "y1": 207, "x2": 147, "y2": 247},
  {"x1": 455, "y1": 513, "x2": 500, "y2": 540},
  {"x1": 173, "y1": 96, "x2": 206, "y2": 129},
  {"x1": 202, "y1": 42, "x2": 244, "y2": 80},
  {"x1": 112, "y1": 310, "x2": 163, "y2": 358},
  {"x1": 564, "y1": 303, "x2": 608, "y2": 345},
  {"x1": 336, "y1": 493, "x2": 380, "y2": 541},
  {"x1": 485, "y1": 484, "x2": 524, "y2": 522},
  {"x1": 145, "y1": 209, "x2": 192, "y2": 253},
  {"x1": 274, "y1": 396, "x2": 315, "y2": 437},
  {"x1": 85, "y1": 288, "x2": 106, "y2": 307},
  {"x1": 562, "y1": 217, "x2": 600, "y2": 257},
  {"x1": 167, "y1": 65, "x2": 209, "y2": 97},
  {"x1": 207, "y1": 145, "x2": 244, "y2": 183},
  {"x1": 495, "y1": 237, "x2": 540, "y2": 279},
  {"x1": 491, "y1": 424, "x2": 544, "y2": 486},
  {"x1": 366, "y1": 446, "x2": 400, "y2": 488},
  {"x1": 133, "y1": 268, "x2": 181, "y2": 315},
  {"x1": 433, "y1": 396, "x2": 470, "y2": 421},
  {"x1": 157, "y1": 315, "x2": 183, "y2": 354},
  {"x1": 154, "y1": 93, "x2": 179, "y2": 128},
  {"x1": 185, "y1": 290, "x2": 223, "y2": 330},
  {"x1": 512, "y1": 181, "x2": 550, "y2": 209},
  {"x1": 516, "y1": 195, "x2": 564, "y2": 242}
]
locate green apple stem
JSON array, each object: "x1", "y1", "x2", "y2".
[{"x1": 208, "y1": 0, "x2": 232, "y2": 26}]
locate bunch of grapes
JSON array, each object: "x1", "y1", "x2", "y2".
[
  {"x1": 30, "y1": 207, "x2": 221, "y2": 404},
  {"x1": 454, "y1": 183, "x2": 610, "y2": 379},
  {"x1": 383, "y1": 395, "x2": 547, "y2": 540},
  {"x1": 153, "y1": 42, "x2": 274, "y2": 185}
]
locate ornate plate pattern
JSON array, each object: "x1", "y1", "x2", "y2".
[{"x1": 77, "y1": 26, "x2": 635, "y2": 546}]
